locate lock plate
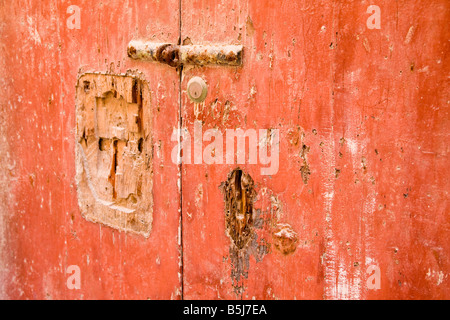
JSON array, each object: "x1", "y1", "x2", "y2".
[{"x1": 187, "y1": 77, "x2": 208, "y2": 103}]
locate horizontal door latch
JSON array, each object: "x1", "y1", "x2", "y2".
[{"x1": 127, "y1": 40, "x2": 243, "y2": 68}]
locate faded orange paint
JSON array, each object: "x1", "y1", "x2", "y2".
[{"x1": 0, "y1": 0, "x2": 449, "y2": 300}]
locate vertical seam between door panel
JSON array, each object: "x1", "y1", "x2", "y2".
[{"x1": 178, "y1": 0, "x2": 184, "y2": 300}]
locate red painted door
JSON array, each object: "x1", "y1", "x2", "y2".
[
  {"x1": 0, "y1": 0, "x2": 449, "y2": 300},
  {"x1": 180, "y1": 0, "x2": 449, "y2": 300},
  {"x1": 0, "y1": 0, "x2": 182, "y2": 299}
]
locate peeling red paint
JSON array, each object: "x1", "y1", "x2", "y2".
[{"x1": 0, "y1": 0, "x2": 449, "y2": 300}]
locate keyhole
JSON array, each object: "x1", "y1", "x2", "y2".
[
  {"x1": 223, "y1": 168, "x2": 255, "y2": 250},
  {"x1": 187, "y1": 77, "x2": 207, "y2": 102}
]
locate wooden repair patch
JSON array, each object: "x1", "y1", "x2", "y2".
[{"x1": 75, "y1": 73, "x2": 153, "y2": 237}]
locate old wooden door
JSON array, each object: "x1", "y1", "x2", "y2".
[
  {"x1": 0, "y1": 0, "x2": 449, "y2": 300},
  {"x1": 180, "y1": 0, "x2": 449, "y2": 299},
  {"x1": 0, "y1": 0, "x2": 182, "y2": 299}
]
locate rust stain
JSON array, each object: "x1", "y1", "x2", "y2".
[
  {"x1": 300, "y1": 143, "x2": 311, "y2": 184},
  {"x1": 127, "y1": 45, "x2": 136, "y2": 57},
  {"x1": 155, "y1": 44, "x2": 180, "y2": 68},
  {"x1": 287, "y1": 127, "x2": 311, "y2": 184},
  {"x1": 335, "y1": 168, "x2": 341, "y2": 179},
  {"x1": 222, "y1": 168, "x2": 255, "y2": 250},
  {"x1": 272, "y1": 223, "x2": 298, "y2": 255},
  {"x1": 220, "y1": 168, "x2": 269, "y2": 295},
  {"x1": 220, "y1": 169, "x2": 302, "y2": 295}
]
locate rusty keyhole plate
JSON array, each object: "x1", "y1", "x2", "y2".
[{"x1": 222, "y1": 168, "x2": 255, "y2": 250}]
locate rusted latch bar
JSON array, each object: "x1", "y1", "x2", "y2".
[{"x1": 127, "y1": 40, "x2": 243, "y2": 68}]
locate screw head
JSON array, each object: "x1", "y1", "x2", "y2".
[{"x1": 187, "y1": 77, "x2": 207, "y2": 103}]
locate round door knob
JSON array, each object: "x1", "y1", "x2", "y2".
[{"x1": 187, "y1": 76, "x2": 208, "y2": 103}]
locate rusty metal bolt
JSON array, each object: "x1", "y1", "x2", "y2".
[{"x1": 187, "y1": 77, "x2": 208, "y2": 103}]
